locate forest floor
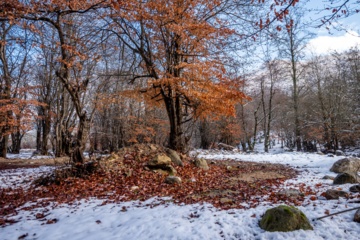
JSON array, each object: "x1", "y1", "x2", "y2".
[{"x1": 1, "y1": 147, "x2": 359, "y2": 240}]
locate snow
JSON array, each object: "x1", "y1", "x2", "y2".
[{"x1": 1, "y1": 148, "x2": 359, "y2": 240}]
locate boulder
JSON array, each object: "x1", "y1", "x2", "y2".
[
  {"x1": 333, "y1": 173, "x2": 358, "y2": 185},
  {"x1": 194, "y1": 158, "x2": 209, "y2": 171},
  {"x1": 354, "y1": 209, "x2": 360, "y2": 223},
  {"x1": 259, "y1": 205, "x2": 313, "y2": 232},
  {"x1": 165, "y1": 176, "x2": 182, "y2": 184},
  {"x1": 165, "y1": 148, "x2": 184, "y2": 167},
  {"x1": 349, "y1": 184, "x2": 360, "y2": 193},
  {"x1": 330, "y1": 157, "x2": 360, "y2": 174},
  {"x1": 324, "y1": 189, "x2": 349, "y2": 200}
]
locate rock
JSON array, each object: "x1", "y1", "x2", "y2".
[
  {"x1": 327, "y1": 154, "x2": 334, "y2": 157},
  {"x1": 218, "y1": 143, "x2": 235, "y2": 151},
  {"x1": 145, "y1": 154, "x2": 177, "y2": 175},
  {"x1": 333, "y1": 173, "x2": 358, "y2": 185},
  {"x1": 324, "y1": 189, "x2": 349, "y2": 200},
  {"x1": 220, "y1": 197, "x2": 233, "y2": 204},
  {"x1": 335, "y1": 150, "x2": 345, "y2": 156},
  {"x1": 322, "y1": 175, "x2": 335, "y2": 180},
  {"x1": 147, "y1": 154, "x2": 172, "y2": 167},
  {"x1": 130, "y1": 186, "x2": 139, "y2": 192},
  {"x1": 165, "y1": 148, "x2": 184, "y2": 167},
  {"x1": 226, "y1": 166, "x2": 235, "y2": 171},
  {"x1": 354, "y1": 209, "x2": 360, "y2": 223},
  {"x1": 349, "y1": 184, "x2": 360, "y2": 193},
  {"x1": 277, "y1": 189, "x2": 303, "y2": 198},
  {"x1": 330, "y1": 157, "x2": 360, "y2": 174},
  {"x1": 153, "y1": 165, "x2": 177, "y2": 176},
  {"x1": 194, "y1": 158, "x2": 209, "y2": 171},
  {"x1": 259, "y1": 205, "x2": 313, "y2": 232},
  {"x1": 165, "y1": 176, "x2": 182, "y2": 184},
  {"x1": 164, "y1": 165, "x2": 177, "y2": 175}
]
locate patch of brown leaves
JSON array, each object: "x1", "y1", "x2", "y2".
[{"x1": 1, "y1": 152, "x2": 300, "y2": 226}]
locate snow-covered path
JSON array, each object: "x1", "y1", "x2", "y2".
[{"x1": 1, "y1": 151, "x2": 359, "y2": 240}]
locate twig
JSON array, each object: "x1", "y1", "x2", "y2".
[{"x1": 314, "y1": 206, "x2": 360, "y2": 221}]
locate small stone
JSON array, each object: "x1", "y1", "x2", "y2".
[
  {"x1": 322, "y1": 175, "x2": 335, "y2": 180},
  {"x1": 349, "y1": 184, "x2": 360, "y2": 193},
  {"x1": 130, "y1": 186, "x2": 139, "y2": 192},
  {"x1": 147, "y1": 154, "x2": 172, "y2": 167},
  {"x1": 194, "y1": 158, "x2": 209, "y2": 171},
  {"x1": 335, "y1": 150, "x2": 345, "y2": 156},
  {"x1": 165, "y1": 148, "x2": 184, "y2": 167},
  {"x1": 277, "y1": 189, "x2": 303, "y2": 197},
  {"x1": 324, "y1": 189, "x2": 349, "y2": 200},
  {"x1": 354, "y1": 209, "x2": 360, "y2": 223},
  {"x1": 220, "y1": 198, "x2": 233, "y2": 204},
  {"x1": 165, "y1": 176, "x2": 182, "y2": 184}
]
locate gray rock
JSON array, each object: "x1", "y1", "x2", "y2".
[
  {"x1": 277, "y1": 189, "x2": 303, "y2": 198},
  {"x1": 333, "y1": 173, "x2": 358, "y2": 185},
  {"x1": 165, "y1": 176, "x2": 182, "y2": 184},
  {"x1": 259, "y1": 205, "x2": 313, "y2": 232},
  {"x1": 194, "y1": 158, "x2": 209, "y2": 171},
  {"x1": 349, "y1": 184, "x2": 360, "y2": 193},
  {"x1": 335, "y1": 150, "x2": 345, "y2": 156},
  {"x1": 322, "y1": 175, "x2": 335, "y2": 180},
  {"x1": 354, "y1": 209, "x2": 360, "y2": 223},
  {"x1": 165, "y1": 148, "x2": 184, "y2": 167},
  {"x1": 330, "y1": 157, "x2": 360, "y2": 174},
  {"x1": 324, "y1": 189, "x2": 349, "y2": 200}
]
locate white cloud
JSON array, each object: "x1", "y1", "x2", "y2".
[{"x1": 306, "y1": 31, "x2": 360, "y2": 56}]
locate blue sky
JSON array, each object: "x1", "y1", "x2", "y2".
[{"x1": 304, "y1": 0, "x2": 360, "y2": 55}]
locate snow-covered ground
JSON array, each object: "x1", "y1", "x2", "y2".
[{"x1": 1, "y1": 148, "x2": 359, "y2": 240}]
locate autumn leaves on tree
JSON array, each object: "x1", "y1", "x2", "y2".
[
  {"x1": 109, "y1": 0, "x2": 248, "y2": 151},
  {"x1": 0, "y1": 0, "x2": 249, "y2": 161}
]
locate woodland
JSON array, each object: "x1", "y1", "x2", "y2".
[{"x1": 0, "y1": 0, "x2": 359, "y2": 164}]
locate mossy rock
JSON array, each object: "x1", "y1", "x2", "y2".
[{"x1": 259, "y1": 205, "x2": 313, "y2": 232}]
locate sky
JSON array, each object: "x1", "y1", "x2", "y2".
[{"x1": 304, "y1": 0, "x2": 360, "y2": 55}]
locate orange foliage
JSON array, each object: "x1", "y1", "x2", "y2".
[{"x1": 111, "y1": 0, "x2": 250, "y2": 119}]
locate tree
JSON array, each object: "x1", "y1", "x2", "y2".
[
  {"x1": 108, "y1": 0, "x2": 248, "y2": 152},
  {"x1": 0, "y1": 19, "x2": 36, "y2": 156},
  {"x1": 17, "y1": 0, "x2": 106, "y2": 163},
  {"x1": 272, "y1": 5, "x2": 313, "y2": 151}
]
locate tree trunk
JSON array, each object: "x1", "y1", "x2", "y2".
[
  {"x1": 71, "y1": 114, "x2": 88, "y2": 163},
  {"x1": 199, "y1": 119, "x2": 211, "y2": 149},
  {"x1": 0, "y1": 136, "x2": 8, "y2": 158},
  {"x1": 40, "y1": 112, "x2": 51, "y2": 155},
  {"x1": 10, "y1": 132, "x2": 21, "y2": 154},
  {"x1": 164, "y1": 93, "x2": 184, "y2": 152}
]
